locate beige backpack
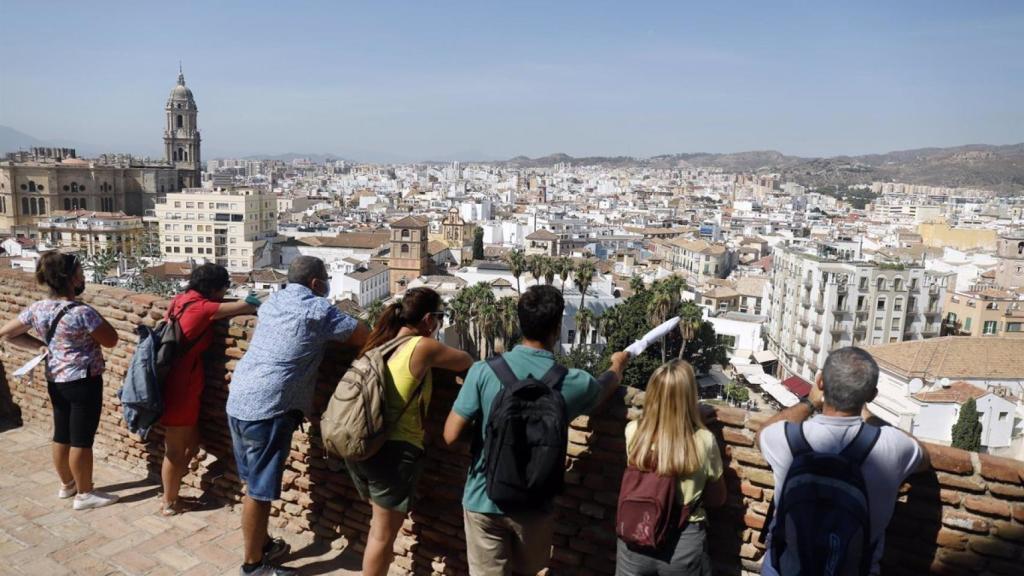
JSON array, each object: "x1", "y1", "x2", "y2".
[{"x1": 321, "y1": 335, "x2": 420, "y2": 462}]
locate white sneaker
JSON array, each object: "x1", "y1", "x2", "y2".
[
  {"x1": 58, "y1": 481, "x2": 77, "y2": 499},
  {"x1": 73, "y1": 491, "x2": 119, "y2": 510}
]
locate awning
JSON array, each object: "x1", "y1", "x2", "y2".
[
  {"x1": 782, "y1": 376, "x2": 812, "y2": 398},
  {"x1": 763, "y1": 381, "x2": 800, "y2": 407},
  {"x1": 753, "y1": 350, "x2": 778, "y2": 364}
]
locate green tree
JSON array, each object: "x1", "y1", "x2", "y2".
[
  {"x1": 574, "y1": 259, "x2": 596, "y2": 311},
  {"x1": 496, "y1": 296, "x2": 520, "y2": 351},
  {"x1": 557, "y1": 257, "x2": 573, "y2": 295},
  {"x1": 724, "y1": 381, "x2": 750, "y2": 403},
  {"x1": 528, "y1": 254, "x2": 546, "y2": 286},
  {"x1": 506, "y1": 249, "x2": 526, "y2": 294},
  {"x1": 575, "y1": 307, "x2": 594, "y2": 348},
  {"x1": 364, "y1": 299, "x2": 385, "y2": 328},
  {"x1": 542, "y1": 257, "x2": 556, "y2": 286},
  {"x1": 951, "y1": 398, "x2": 983, "y2": 452},
  {"x1": 85, "y1": 249, "x2": 119, "y2": 282},
  {"x1": 472, "y1": 227, "x2": 484, "y2": 260}
]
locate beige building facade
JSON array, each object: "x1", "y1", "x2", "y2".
[
  {"x1": 943, "y1": 287, "x2": 1024, "y2": 338},
  {"x1": 155, "y1": 188, "x2": 277, "y2": 272},
  {"x1": 994, "y1": 230, "x2": 1024, "y2": 290},
  {"x1": 389, "y1": 216, "x2": 429, "y2": 293},
  {"x1": 36, "y1": 210, "x2": 145, "y2": 257}
]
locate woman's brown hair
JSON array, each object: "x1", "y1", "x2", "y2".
[
  {"x1": 360, "y1": 287, "x2": 442, "y2": 355},
  {"x1": 35, "y1": 251, "x2": 80, "y2": 296}
]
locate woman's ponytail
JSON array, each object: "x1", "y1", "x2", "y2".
[{"x1": 358, "y1": 288, "x2": 442, "y2": 356}]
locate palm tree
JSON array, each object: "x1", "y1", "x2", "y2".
[
  {"x1": 448, "y1": 291, "x2": 472, "y2": 351},
  {"x1": 574, "y1": 259, "x2": 596, "y2": 311},
  {"x1": 677, "y1": 300, "x2": 703, "y2": 360},
  {"x1": 557, "y1": 257, "x2": 573, "y2": 295},
  {"x1": 629, "y1": 275, "x2": 645, "y2": 294},
  {"x1": 543, "y1": 257, "x2": 556, "y2": 286},
  {"x1": 479, "y1": 299, "x2": 499, "y2": 358},
  {"x1": 506, "y1": 250, "x2": 526, "y2": 294},
  {"x1": 468, "y1": 283, "x2": 497, "y2": 358},
  {"x1": 496, "y1": 296, "x2": 519, "y2": 352},
  {"x1": 528, "y1": 254, "x2": 546, "y2": 286},
  {"x1": 365, "y1": 299, "x2": 385, "y2": 328},
  {"x1": 575, "y1": 307, "x2": 594, "y2": 349},
  {"x1": 648, "y1": 287, "x2": 675, "y2": 362}
]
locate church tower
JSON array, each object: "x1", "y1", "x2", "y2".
[{"x1": 164, "y1": 66, "x2": 201, "y2": 189}]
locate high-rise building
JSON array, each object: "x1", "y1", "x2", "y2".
[
  {"x1": 155, "y1": 187, "x2": 277, "y2": 272},
  {"x1": 164, "y1": 66, "x2": 202, "y2": 190},
  {"x1": 767, "y1": 242, "x2": 954, "y2": 382}
]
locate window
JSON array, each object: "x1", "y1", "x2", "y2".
[
  {"x1": 402, "y1": 229, "x2": 410, "y2": 239},
  {"x1": 876, "y1": 277, "x2": 886, "y2": 291},
  {"x1": 876, "y1": 298, "x2": 886, "y2": 311},
  {"x1": 983, "y1": 320, "x2": 998, "y2": 335},
  {"x1": 79, "y1": 198, "x2": 87, "y2": 209},
  {"x1": 985, "y1": 302, "x2": 999, "y2": 310},
  {"x1": 717, "y1": 334, "x2": 737, "y2": 350},
  {"x1": 964, "y1": 317, "x2": 972, "y2": 331},
  {"x1": 1007, "y1": 322, "x2": 1023, "y2": 333},
  {"x1": 401, "y1": 244, "x2": 409, "y2": 254},
  {"x1": 894, "y1": 298, "x2": 903, "y2": 312},
  {"x1": 893, "y1": 278, "x2": 902, "y2": 291},
  {"x1": 21, "y1": 197, "x2": 29, "y2": 215},
  {"x1": 176, "y1": 115, "x2": 183, "y2": 128},
  {"x1": 999, "y1": 412, "x2": 1009, "y2": 422}
]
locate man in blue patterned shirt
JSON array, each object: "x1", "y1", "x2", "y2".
[{"x1": 227, "y1": 256, "x2": 368, "y2": 576}]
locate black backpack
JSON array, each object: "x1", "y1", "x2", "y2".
[
  {"x1": 153, "y1": 300, "x2": 198, "y2": 382},
  {"x1": 763, "y1": 421, "x2": 881, "y2": 576},
  {"x1": 480, "y1": 355, "x2": 569, "y2": 511}
]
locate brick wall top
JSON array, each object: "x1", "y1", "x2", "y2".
[{"x1": 1, "y1": 267, "x2": 1022, "y2": 575}]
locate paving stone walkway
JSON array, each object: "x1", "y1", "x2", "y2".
[{"x1": 0, "y1": 425, "x2": 361, "y2": 575}]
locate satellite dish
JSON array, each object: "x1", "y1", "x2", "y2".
[
  {"x1": 939, "y1": 378, "x2": 951, "y2": 388},
  {"x1": 908, "y1": 378, "x2": 923, "y2": 394}
]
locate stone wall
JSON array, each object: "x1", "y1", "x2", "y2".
[{"x1": 1, "y1": 267, "x2": 1022, "y2": 575}]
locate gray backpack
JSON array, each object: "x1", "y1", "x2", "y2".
[{"x1": 321, "y1": 335, "x2": 422, "y2": 462}]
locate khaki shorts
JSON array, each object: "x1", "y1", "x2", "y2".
[{"x1": 463, "y1": 509, "x2": 555, "y2": 576}]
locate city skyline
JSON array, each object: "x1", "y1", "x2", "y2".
[{"x1": 1, "y1": 1, "x2": 1023, "y2": 162}]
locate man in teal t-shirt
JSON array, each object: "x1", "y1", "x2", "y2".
[{"x1": 444, "y1": 285, "x2": 630, "y2": 576}]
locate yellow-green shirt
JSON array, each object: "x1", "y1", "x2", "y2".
[
  {"x1": 385, "y1": 336, "x2": 432, "y2": 449},
  {"x1": 624, "y1": 420, "x2": 723, "y2": 522}
]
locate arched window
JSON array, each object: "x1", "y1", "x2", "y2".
[
  {"x1": 21, "y1": 197, "x2": 29, "y2": 214},
  {"x1": 401, "y1": 244, "x2": 409, "y2": 254},
  {"x1": 79, "y1": 197, "x2": 87, "y2": 209},
  {"x1": 28, "y1": 180, "x2": 36, "y2": 192},
  {"x1": 401, "y1": 229, "x2": 410, "y2": 239},
  {"x1": 893, "y1": 278, "x2": 902, "y2": 291},
  {"x1": 38, "y1": 198, "x2": 45, "y2": 215},
  {"x1": 64, "y1": 198, "x2": 72, "y2": 210},
  {"x1": 29, "y1": 197, "x2": 38, "y2": 215},
  {"x1": 1018, "y1": 241, "x2": 1024, "y2": 256},
  {"x1": 71, "y1": 182, "x2": 78, "y2": 192},
  {"x1": 176, "y1": 115, "x2": 183, "y2": 128},
  {"x1": 876, "y1": 277, "x2": 886, "y2": 291}
]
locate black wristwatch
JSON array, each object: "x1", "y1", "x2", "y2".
[{"x1": 799, "y1": 396, "x2": 817, "y2": 414}]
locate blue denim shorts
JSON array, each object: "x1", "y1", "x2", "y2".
[{"x1": 228, "y1": 411, "x2": 302, "y2": 501}]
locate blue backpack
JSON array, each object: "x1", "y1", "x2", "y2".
[
  {"x1": 118, "y1": 301, "x2": 196, "y2": 439},
  {"x1": 764, "y1": 422, "x2": 881, "y2": 576}
]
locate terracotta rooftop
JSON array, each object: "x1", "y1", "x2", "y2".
[
  {"x1": 296, "y1": 232, "x2": 390, "y2": 250},
  {"x1": 866, "y1": 336, "x2": 1024, "y2": 381},
  {"x1": 391, "y1": 215, "x2": 428, "y2": 229},
  {"x1": 525, "y1": 229, "x2": 559, "y2": 241},
  {"x1": 912, "y1": 381, "x2": 988, "y2": 404}
]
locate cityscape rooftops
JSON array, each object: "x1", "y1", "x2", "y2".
[{"x1": 866, "y1": 336, "x2": 1024, "y2": 382}]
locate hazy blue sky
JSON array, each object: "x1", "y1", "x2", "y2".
[{"x1": 1, "y1": 0, "x2": 1021, "y2": 162}]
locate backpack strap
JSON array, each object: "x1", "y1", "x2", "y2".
[
  {"x1": 539, "y1": 363, "x2": 568, "y2": 392},
  {"x1": 169, "y1": 300, "x2": 201, "y2": 357},
  {"x1": 840, "y1": 423, "x2": 881, "y2": 466},
  {"x1": 46, "y1": 301, "x2": 83, "y2": 345},
  {"x1": 487, "y1": 355, "x2": 519, "y2": 388},
  {"x1": 783, "y1": 421, "x2": 813, "y2": 458}
]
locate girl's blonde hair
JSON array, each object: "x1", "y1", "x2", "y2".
[{"x1": 627, "y1": 360, "x2": 705, "y2": 477}]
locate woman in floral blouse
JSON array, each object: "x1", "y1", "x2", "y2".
[{"x1": 0, "y1": 251, "x2": 120, "y2": 510}]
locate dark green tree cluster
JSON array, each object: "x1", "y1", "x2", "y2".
[
  {"x1": 472, "y1": 227, "x2": 485, "y2": 260},
  {"x1": 951, "y1": 398, "x2": 983, "y2": 452}
]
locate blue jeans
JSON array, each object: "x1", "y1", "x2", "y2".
[{"x1": 228, "y1": 411, "x2": 302, "y2": 501}]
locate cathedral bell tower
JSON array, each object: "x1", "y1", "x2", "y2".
[{"x1": 164, "y1": 66, "x2": 201, "y2": 189}]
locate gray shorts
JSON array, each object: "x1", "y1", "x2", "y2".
[
  {"x1": 346, "y1": 440, "x2": 425, "y2": 513},
  {"x1": 616, "y1": 522, "x2": 710, "y2": 576}
]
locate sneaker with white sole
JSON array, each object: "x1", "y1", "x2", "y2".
[
  {"x1": 73, "y1": 490, "x2": 119, "y2": 510},
  {"x1": 58, "y1": 482, "x2": 77, "y2": 499}
]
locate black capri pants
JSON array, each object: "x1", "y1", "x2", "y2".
[{"x1": 47, "y1": 376, "x2": 104, "y2": 448}]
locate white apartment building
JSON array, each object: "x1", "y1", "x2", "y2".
[
  {"x1": 767, "y1": 242, "x2": 954, "y2": 382},
  {"x1": 156, "y1": 187, "x2": 277, "y2": 272},
  {"x1": 329, "y1": 261, "x2": 390, "y2": 307}
]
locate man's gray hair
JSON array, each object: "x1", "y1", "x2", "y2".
[
  {"x1": 822, "y1": 347, "x2": 879, "y2": 412},
  {"x1": 287, "y1": 256, "x2": 327, "y2": 286}
]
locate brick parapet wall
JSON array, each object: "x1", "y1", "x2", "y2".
[{"x1": 1, "y1": 267, "x2": 1022, "y2": 574}]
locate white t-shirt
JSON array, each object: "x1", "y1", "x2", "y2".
[{"x1": 758, "y1": 415, "x2": 923, "y2": 576}]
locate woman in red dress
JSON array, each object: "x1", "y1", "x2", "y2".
[{"x1": 161, "y1": 263, "x2": 258, "y2": 515}]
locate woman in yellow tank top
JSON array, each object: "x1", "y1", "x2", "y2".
[{"x1": 347, "y1": 287, "x2": 474, "y2": 576}]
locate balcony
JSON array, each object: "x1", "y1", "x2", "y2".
[
  {"x1": 831, "y1": 323, "x2": 846, "y2": 335},
  {"x1": 855, "y1": 309, "x2": 868, "y2": 319},
  {"x1": 803, "y1": 278, "x2": 812, "y2": 289},
  {"x1": 814, "y1": 301, "x2": 825, "y2": 314},
  {"x1": 837, "y1": 284, "x2": 848, "y2": 295},
  {"x1": 801, "y1": 298, "x2": 811, "y2": 309},
  {"x1": 924, "y1": 309, "x2": 940, "y2": 319},
  {"x1": 800, "y1": 318, "x2": 809, "y2": 328},
  {"x1": 854, "y1": 324, "x2": 867, "y2": 336}
]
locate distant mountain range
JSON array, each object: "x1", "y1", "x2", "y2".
[
  {"x1": 3, "y1": 124, "x2": 1020, "y2": 193},
  {"x1": 497, "y1": 144, "x2": 1024, "y2": 193}
]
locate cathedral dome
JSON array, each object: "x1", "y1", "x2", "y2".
[{"x1": 168, "y1": 70, "x2": 195, "y2": 103}]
